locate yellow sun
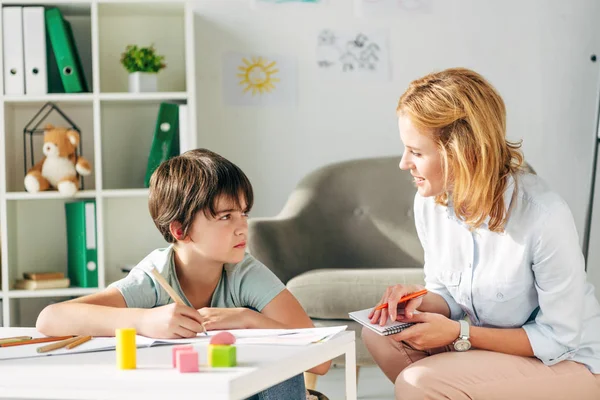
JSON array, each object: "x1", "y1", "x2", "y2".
[{"x1": 237, "y1": 56, "x2": 280, "y2": 95}]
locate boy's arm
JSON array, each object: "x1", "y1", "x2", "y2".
[
  {"x1": 247, "y1": 289, "x2": 332, "y2": 375},
  {"x1": 36, "y1": 288, "x2": 205, "y2": 338},
  {"x1": 36, "y1": 288, "x2": 147, "y2": 336}
]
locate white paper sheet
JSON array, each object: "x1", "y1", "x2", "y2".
[
  {"x1": 252, "y1": 0, "x2": 326, "y2": 9},
  {"x1": 355, "y1": 0, "x2": 432, "y2": 17},
  {"x1": 0, "y1": 326, "x2": 348, "y2": 360},
  {"x1": 316, "y1": 29, "x2": 391, "y2": 82},
  {"x1": 223, "y1": 51, "x2": 297, "y2": 107}
]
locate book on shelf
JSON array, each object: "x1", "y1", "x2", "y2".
[
  {"x1": 65, "y1": 200, "x2": 98, "y2": 288},
  {"x1": 13, "y1": 278, "x2": 70, "y2": 290},
  {"x1": 45, "y1": 7, "x2": 88, "y2": 93},
  {"x1": 22, "y1": 272, "x2": 65, "y2": 281},
  {"x1": 144, "y1": 102, "x2": 181, "y2": 187}
]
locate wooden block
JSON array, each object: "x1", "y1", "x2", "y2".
[
  {"x1": 176, "y1": 350, "x2": 199, "y2": 373},
  {"x1": 116, "y1": 328, "x2": 136, "y2": 370},
  {"x1": 172, "y1": 345, "x2": 193, "y2": 368},
  {"x1": 208, "y1": 344, "x2": 236, "y2": 368}
]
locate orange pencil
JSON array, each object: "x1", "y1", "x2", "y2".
[
  {"x1": 374, "y1": 289, "x2": 428, "y2": 311},
  {"x1": 0, "y1": 335, "x2": 74, "y2": 348}
]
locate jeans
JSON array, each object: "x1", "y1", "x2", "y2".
[{"x1": 246, "y1": 373, "x2": 306, "y2": 400}]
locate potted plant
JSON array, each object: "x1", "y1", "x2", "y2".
[{"x1": 120, "y1": 45, "x2": 166, "y2": 93}]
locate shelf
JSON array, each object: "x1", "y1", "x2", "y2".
[
  {"x1": 98, "y1": 1, "x2": 186, "y2": 17},
  {"x1": 0, "y1": 2, "x2": 92, "y2": 15},
  {"x1": 3, "y1": 94, "x2": 94, "y2": 104},
  {"x1": 101, "y1": 189, "x2": 148, "y2": 198},
  {"x1": 6, "y1": 287, "x2": 100, "y2": 299},
  {"x1": 4, "y1": 190, "x2": 97, "y2": 201},
  {"x1": 99, "y1": 92, "x2": 187, "y2": 102}
]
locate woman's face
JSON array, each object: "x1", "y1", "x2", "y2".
[{"x1": 398, "y1": 115, "x2": 445, "y2": 197}]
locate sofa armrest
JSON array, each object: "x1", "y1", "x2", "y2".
[{"x1": 287, "y1": 268, "x2": 426, "y2": 319}]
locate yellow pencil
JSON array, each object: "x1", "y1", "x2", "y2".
[
  {"x1": 0, "y1": 336, "x2": 32, "y2": 345},
  {"x1": 66, "y1": 335, "x2": 92, "y2": 350},
  {"x1": 37, "y1": 336, "x2": 81, "y2": 353},
  {"x1": 150, "y1": 267, "x2": 208, "y2": 336}
]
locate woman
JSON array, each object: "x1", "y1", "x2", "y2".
[{"x1": 363, "y1": 68, "x2": 600, "y2": 399}]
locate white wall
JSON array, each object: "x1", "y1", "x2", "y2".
[{"x1": 192, "y1": 1, "x2": 600, "y2": 244}]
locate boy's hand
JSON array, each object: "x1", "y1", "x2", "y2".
[
  {"x1": 138, "y1": 303, "x2": 206, "y2": 339},
  {"x1": 197, "y1": 307, "x2": 251, "y2": 330}
]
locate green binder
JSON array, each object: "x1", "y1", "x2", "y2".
[
  {"x1": 65, "y1": 200, "x2": 98, "y2": 288},
  {"x1": 45, "y1": 8, "x2": 88, "y2": 93},
  {"x1": 144, "y1": 103, "x2": 180, "y2": 187}
]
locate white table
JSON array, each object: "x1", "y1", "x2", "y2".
[{"x1": 0, "y1": 328, "x2": 356, "y2": 400}]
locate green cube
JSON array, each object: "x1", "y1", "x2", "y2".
[{"x1": 208, "y1": 344, "x2": 237, "y2": 367}]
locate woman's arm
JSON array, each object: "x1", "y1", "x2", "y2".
[
  {"x1": 393, "y1": 312, "x2": 534, "y2": 357},
  {"x1": 470, "y1": 326, "x2": 534, "y2": 356},
  {"x1": 418, "y1": 291, "x2": 451, "y2": 317}
]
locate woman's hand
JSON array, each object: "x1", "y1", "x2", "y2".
[
  {"x1": 369, "y1": 284, "x2": 426, "y2": 325},
  {"x1": 138, "y1": 303, "x2": 206, "y2": 339},
  {"x1": 391, "y1": 312, "x2": 460, "y2": 350},
  {"x1": 197, "y1": 307, "x2": 252, "y2": 331}
]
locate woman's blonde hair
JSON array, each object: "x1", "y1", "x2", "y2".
[{"x1": 397, "y1": 67, "x2": 524, "y2": 232}]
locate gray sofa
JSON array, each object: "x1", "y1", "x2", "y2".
[{"x1": 248, "y1": 156, "x2": 426, "y2": 368}]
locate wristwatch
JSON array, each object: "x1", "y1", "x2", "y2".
[{"x1": 453, "y1": 320, "x2": 471, "y2": 352}]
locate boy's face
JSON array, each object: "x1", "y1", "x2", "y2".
[{"x1": 184, "y1": 195, "x2": 249, "y2": 264}]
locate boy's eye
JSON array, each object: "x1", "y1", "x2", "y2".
[
  {"x1": 219, "y1": 214, "x2": 231, "y2": 220},
  {"x1": 411, "y1": 151, "x2": 421, "y2": 157},
  {"x1": 242, "y1": 212, "x2": 250, "y2": 218}
]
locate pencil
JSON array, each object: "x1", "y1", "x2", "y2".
[
  {"x1": 37, "y1": 336, "x2": 81, "y2": 353},
  {"x1": 66, "y1": 335, "x2": 92, "y2": 350},
  {"x1": 0, "y1": 335, "x2": 74, "y2": 348},
  {"x1": 0, "y1": 336, "x2": 32, "y2": 345},
  {"x1": 374, "y1": 289, "x2": 429, "y2": 311},
  {"x1": 150, "y1": 267, "x2": 208, "y2": 336}
]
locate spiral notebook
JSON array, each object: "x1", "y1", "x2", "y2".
[{"x1": 348, "y1": 308, "x2": 416, "y2": 336}]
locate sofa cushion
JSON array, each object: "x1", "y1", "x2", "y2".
[{"x1": 287, "y1": 268, "x2": 425, "y2": 320}]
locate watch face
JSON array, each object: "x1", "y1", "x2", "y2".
[{"x1": 454, "y1": 339, "x2": 471, "y2": 352}]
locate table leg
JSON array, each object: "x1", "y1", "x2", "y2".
[{"x1": 344, "y1": 342, "x2": 357, "y2": 400}]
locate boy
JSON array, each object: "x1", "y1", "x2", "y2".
[{"x1": 37, "y1": 149, "x2": 330, "y2": 399}]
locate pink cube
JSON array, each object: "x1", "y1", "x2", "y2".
[
  {"x1": 176, "y1": 350, "x2": 199, "y2": 373},
  {"x1": 172, "y1": 345, "x2": 193, "y2": 368}
]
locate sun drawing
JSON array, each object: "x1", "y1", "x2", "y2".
[{"x1": 237, "y1": 56, "x2": 280, "y2": 95}]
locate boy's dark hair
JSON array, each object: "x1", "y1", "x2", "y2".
[{"x1": 148, "y1": 148, "x2": 254, "y2": 243}]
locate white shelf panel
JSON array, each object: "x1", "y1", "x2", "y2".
[
  {"x1": 3, "y1": 94, "x2": 94, "y2": 104},
  {"x1": 4, "y1": 190, "x2": 97, "y2": 201},
  {"x1": 6, "y1": 287, "x2": 100, "y2": 299},
  {"x1": 1, "y1": 1, "x2": 92, "y2": 14},
  {"x1": 101, "y1": 189, "x2": 149, "y2": 198},
  {"x1": 98, "y1": 1, "x2": 185, "y2": 16},
  {"x1": 98, "y1": 92, "x2": 187, "y2": 102}
]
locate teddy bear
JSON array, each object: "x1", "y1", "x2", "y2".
[{"x1": 23, "y1": 124, "x2": 92, "y2": 197}]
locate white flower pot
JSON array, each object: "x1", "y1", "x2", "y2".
[{"x1": 128, "y1": 72, "x2": 157, "y2": 93}]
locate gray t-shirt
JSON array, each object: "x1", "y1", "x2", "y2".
[{"x1": 109, "y1": 246, "x2": 285, "y2": 311}]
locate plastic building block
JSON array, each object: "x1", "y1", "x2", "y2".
[
  {"x1": 176, "y1": 350, "x2": 199, "y2": 373},
  {"x1": 116, "y1": 328, "x2": 136, "y2": 370},
  {"x1": 172, "y1": 345, "x2": 193, "y2": 367},
  {"x1": 208, "y1": 344, "x2": 237, "y2": 367}
]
